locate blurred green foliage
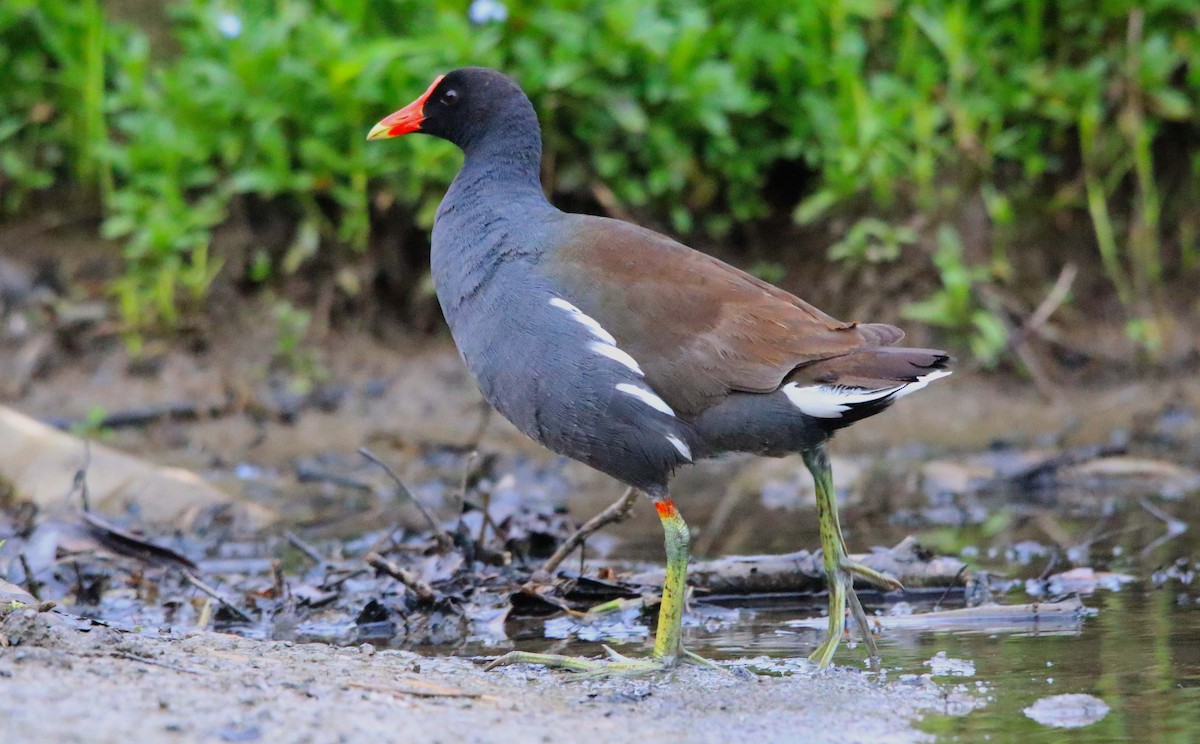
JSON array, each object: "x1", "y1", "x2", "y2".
[{"x1": 1, "y1": 0, "x2": 1198, "y2": 361}]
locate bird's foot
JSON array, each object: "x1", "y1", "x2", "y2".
[
  {"x1": 485, "y1": 644, "x2": 717, "y2": 679},
  {"x1": 807, "y1": 559, "x2": 900, "y2": 669},
  {"x1": 807, "y1": 628, "x2": 843, "y2": 670}
]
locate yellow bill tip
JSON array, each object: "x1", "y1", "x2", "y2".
[{"x1": 366, "y1": 122, "x2": 391, "y2": 141}]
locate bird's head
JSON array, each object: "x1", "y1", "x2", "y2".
[{"x1": 367, "y1": 67, "x2": 530, "y2": 150}]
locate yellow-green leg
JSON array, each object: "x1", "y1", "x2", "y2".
[
  {"x1": 486, "y1": 494, "x2": 715, "y2": 677},
  {"x1": 803, "y1": 443, "x2": 902, "y2": 668}
]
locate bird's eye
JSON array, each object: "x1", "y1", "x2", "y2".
[{"x1": 441, "y1": 89, "x2": 460, "y2": 106}]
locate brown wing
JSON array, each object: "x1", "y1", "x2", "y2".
[{"x1": 540, "y1": 215, "x2": 905, "y2": 417}]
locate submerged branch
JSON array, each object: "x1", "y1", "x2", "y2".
[{"x1": 626, "y1": 537, "x2": 967, "y2": 595}]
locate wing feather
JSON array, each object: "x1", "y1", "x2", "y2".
[{"x1": 541, "y1": 215, "x2": 912, "y2": 416}]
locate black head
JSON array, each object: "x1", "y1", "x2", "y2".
[{"x1": 367, "y1": 67, "x2": 536, "y2": 151}]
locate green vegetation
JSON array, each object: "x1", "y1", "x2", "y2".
[
  {"x1": 68, "y1": 405, "x2": 113, "y2": 440},
  {"x1": 2, "y1": 0, "x2": 1198, "y2": 362}
]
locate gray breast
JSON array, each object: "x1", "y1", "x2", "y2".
[{"x1": 436, "y1": 259, "x2": 693, "y2": 491}]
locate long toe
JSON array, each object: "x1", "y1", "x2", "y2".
[
  {"x1": 484, "y1": 651, "x2": 604, "y2": 673},
  {"x1": 485, "y1": 647, "x2": 719, "y2": 679},
  {"x1": 845, "y1": 583, "x2": 881, "y2": 659},
  {"x1": 842, "y1": 559, "x2": 904, "y2": 592}
]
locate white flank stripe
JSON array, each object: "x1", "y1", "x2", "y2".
[
  {"x1": 548, "y1": 297, "x2": 617, "y2": 345},
  {"x1": 550, "y1": 296, "x2": 653, "y2": 377},
  {"x1": 783, "y1": 369, "x2": 952, "y2": 419},
  {"x1": 782, "y1": 382, "x2": 899, "y2": 418},
  {"x1": 889, "y1": 369, "x2": 953, "y2": 400},
  {"x1": 616, "y1": 383, "x2": 675, "y2": 416},
  {"x1": 590, "y1": 341, "x2": 643, "y2": 375},
  {"x1": 665, "y1": 434, "x2": 692, "y2": 461}
]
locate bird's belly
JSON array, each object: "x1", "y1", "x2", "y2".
[
  {"x1": 692, "y1": 389, "x2": 832, "y2": 457},
  {"x1": 438, "y1": 278, "x2": 690, "y2": 491}
]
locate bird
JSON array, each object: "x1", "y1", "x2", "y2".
[{"x1": 368, "y1": 67, "x2": 951, "y2": 674}]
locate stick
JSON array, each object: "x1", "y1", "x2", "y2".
[
  {"x1": 626, "y1": 537, "x2": 967, "y2": 594},
  {"x1": 787, "y1": 596, "x2": 1086, "y2": 633},
  {"x1": 695, "y1": 485, "x2": 743, "y2": 556},
  {"x1": 346, "y1": 680, "x2": 499, "y2": 701},
  {"x1": 1021, "y1": 264, "x2": 1078, "y2": 340},
  {"x1": 1008, "y1": 264, "x2": 1078, "y2": 401},
  {"x1": 284, "y1": 531, "x2": 328, "y2": 565},
  {"x1": 1139, "y1": 498, "x2": 1188, "y2": 557},
  {"x1": 364, "y1": 552, "x2": 436, "y2": 603},
  {"x1": 974, "y1": 443, "x2": 1126, "y2": 493},
  {"x1": 45, "y1": 401, "x2": 231, "y2": 432},
  {"x1": 69, "y1": 442, "x2": 92, "y2": 513},
  {"x1": 113, "y1": 652, "x2": 206, "y2": 675},
  {"x1": 590, "y1": 181, "x2": 634, "y2": 223},
  {"x1": 359, "y1": 448, "x2": 453, "y2": 550},
  {"x1": 181, "y1": 570, "x2": 254, "y2": 623},
  {"x1": 540, "y1": 487, "x2": 639, "y2": 575},
  {"x1": 463, "y1": 402, "x2": 492, "y2": 452},
  {"x1": 18, "y1": 553, "x2": 41, "y2": 601}
]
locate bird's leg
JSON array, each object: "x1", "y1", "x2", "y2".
[
  {"x1": 651, "y1": 496, "x2": 695, "y2": 664},
  {"x1": 802, "y1": 444, "x2": 901, "y2": 668},
  {"x1": 486, "y1": 492, "x2": 716, "y2": 677}
]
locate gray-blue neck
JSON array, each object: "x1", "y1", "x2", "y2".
[
  {"x1": 449, "y1": 103, "x2": 549, "y2": 206},
  {"x1": 432, "y1": 109, "x2": 558, "y2": 314}
]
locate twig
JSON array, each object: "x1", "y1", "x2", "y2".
[
  {"x1": 456, "y1": 450, "x2": 481, "y2": 524},
  {"x1": 695, "y1": 485, "x2": 743, "y2": 556},
  {"x1": 364, "y1": 552, "x2": 437, "y2": 603},
  {"x1": 540, "y1": 487, "x2": 639, "y2": 576},
  {"x1": 45, "y1": 400, "x2": 232, "y2": 432},
  {"x1": 294, "y1": 466, "x2": 373, "y2": 491},
  {"x1": 81, "y1": 511, "x2": 199, "y2": 570},
  {"x1": 1139, "y1": 498, "x2": 1188, "y2": 557},
  {"x1": 319, "y1": 566, "x2": 370, "y2": 591},
  {"x1": 181, "y1": 570, "x2": 254, "y2": 623},
  {"x1": 346, "y1": 680, "x2": 499, "y2": 701},
  {"x1": 196, "y1": 597, "x2": 213, "y2": 629},
  {"x1": 113, "y1": 652, "x2": 206, "y2": 675},
  {"x1": 967, "y1": 264, "x2": 1077, "y2": 400},
  {"x1": 973, "y1": 443, "x2": 1126, "y2": 494},
  {"x1": 74, "y1": 442, "x2": 92, "y2": 512},
  {"x1": 627, "y1": 537, "x2": 967, "y2": 594},
  {"x1": 590, "y1": 181, "x2": 634, "y2": 222},
  {"x1": 284, "y1": 531, "x2": 328, "y2": 565},
  {"x1": 475, "y1": 489, "x2": 491, "y2": 546},
  {"x1": 1021, "y1": 264, "x2": 1078, "y2": 339},
  {"x1": 1007, "y1": 264, "x2": 1078, "y2": 401},
  {"x1": 18, "y1": 553, "x2": 41, "y2": 601},
  {"x1": 788, "y1": 596, "x2": 1086, "y2": 634},
  {"x1": 933, "y1": 565, "x2": 969, "y2": 611},
  {"x1": 359, "y1": 525, "x2": 404, "y2": 560},
  {"x1": 463, "y1": 402, "x2": 492, "y2": 452},
  {"x1": 359, "y1": 448, "x2": 453, "y2": 551}
]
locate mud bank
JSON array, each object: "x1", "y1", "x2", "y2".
[{"x1": 1, "y1": 606, "x2": 979, "y2": 744}]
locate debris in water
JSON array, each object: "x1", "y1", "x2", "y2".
[
  {"x1": 923, "y1": 651, "x2": 975, "y2": 677},
  {"x1": 1023, "y1": 693, "x2": 1110, "y2": 728},
  {"x1": 1025, "y1": 567, "x2": 1135, "y2": 597},
  {"x1": 543, "y1": 607, "x2": 650, "y2": 643}
]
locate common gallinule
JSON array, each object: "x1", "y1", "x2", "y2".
[{"x1": 368, "y1": 68, "x2": 951, "y2": 673}]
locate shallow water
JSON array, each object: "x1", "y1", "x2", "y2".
[
  {"x1": 462, "y1": 580, "x2": 1199, "y2": 742},
  {"x1": 457, "y1": 477, "x2": 1200, "y2": 744},
  {"x1": 715, "y1": 588, "x2": 1200, "y2": 742}
]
